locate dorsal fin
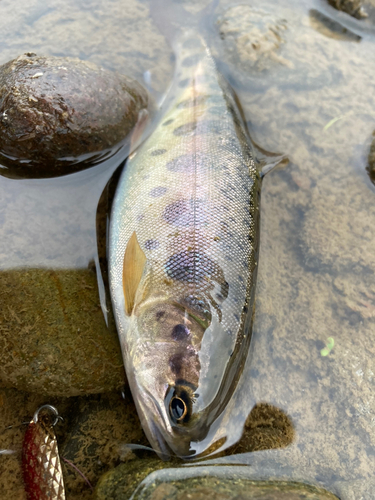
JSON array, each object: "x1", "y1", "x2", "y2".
[{"x1": 123, "y1": 231, "x2": 146, "y2": 316}]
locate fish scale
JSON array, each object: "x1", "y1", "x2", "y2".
[{"x1": 109, "y1": 31, "x2": 260, "y2": 459}]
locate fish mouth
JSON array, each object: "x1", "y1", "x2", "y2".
[
  {"x1": 134, "y1": 386, "x2": 173, "y2": 460},
  {"x1": 149, "y1": 421, "x2": 197, "y2": 460},
  {"x1": 137, "y1": 387, "x2": 196, "y2": 460},
  {"x1": 148, "y1": 420, "x2": 173, "y2": 460}
]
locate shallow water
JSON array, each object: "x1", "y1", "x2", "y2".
[{"x1": 1, "y1": 0, "x2": 375, "y2": 498}]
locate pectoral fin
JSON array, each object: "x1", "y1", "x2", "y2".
[{"x1": 123, "y1": 231, "x2": 146, "y2": 316}]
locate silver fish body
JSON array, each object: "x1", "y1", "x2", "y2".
[{"x1": 109, "y1": 32, "x2": 260, "y2": 459}]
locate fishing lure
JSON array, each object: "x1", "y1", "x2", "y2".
[{"x1": 22, "y1": 405, "x2": 65, "y2": 500}]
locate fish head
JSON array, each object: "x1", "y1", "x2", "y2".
[{"x1": 127, "y1": 297, "x2": 213, "y2": 459}]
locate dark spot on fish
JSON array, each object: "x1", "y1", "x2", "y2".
[
  {"x1": 173, "y1": 119, "x2": 221, "y2": 137},
  {"x1": 150, "y1": 149, "x2": 167, "y2": 156},
  {"x1": 163, "y1": 199, "x2": 206, "y2": 227},
  {"x1": 163, "y1": 200, "x2": 188, "y2": 225},
  {"x1": 166, "y1": 152, "x2": 211, "y2": 173},
  {"x1": 169, "y1": 350, "x2": 196, "y2": 376},
  {"x1": 221, "y1": 281, "x2": 229, "y2": 299},
  {"x1": 149, "y1": 186, "x2": 167, "y2": 197},
  {"x1": 172, "y1": 324, "x2": 190, "y2": 341},
  {"x1": 177, "y1": 95, "x2": 206, "y2": 109},
  {"x1": 165, "y1": 251, "x2": 217, "y2": 283},
  {"x1": 234, "y1": 313, "x2": 240, "y2": 322},
  {"x1": 163, "y1": 119, "x2": 174, "y2": 126},
  {"x1": 226, "y1": 329, "x2": 232, "y2": 336},
  {"x1": 178, "y1": 78, "x2": 189, "y2": 88},
  {"x1": 238, "y1": 275, "x2": 244, "y2": 283},
  {"x1": 243, "y1": 305, "x2": 248, "y2": 314},
  {"x1": 173, "y1": 122, "x2": 197, "y2": 137},
  {"x1": 156, "y1": 311, "x2": 165, "y2": 321},
  {"x1": 169, "y1": 353, "x2": 184, "y2": 376},
  {"x1": 144, "y1": 239, "x2": 159, "y2": 250}
]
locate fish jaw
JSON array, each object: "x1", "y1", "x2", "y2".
[{"x1": 125, "y1": 354, "x2": 195, "y2": 460}]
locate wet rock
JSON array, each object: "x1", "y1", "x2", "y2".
[
  {"x1": 226, "y1": 403, "x2": 295, "y2": 455},
  {"x1": 149, "y1": 483, "x2": 178, "y2": 500},
  {"x1": 0, "y1": 268, "x2": 125, "y2": 396},
  {"x1": 0, "y1": 53, "x2": 148, "y2": 178},
  {"x1": 60, "y1": 393, "x2": 148, "y2": 498},
  {"x1": 216, "y1": 6, "x2": 290, "y2": 74},
  {"x1": 327, "y1": 0, "x2": 368, "y2": 19},
  {"x1": 366, "y1": 130, "x2": 375, "y2": 184},
  {"x1": 95, "y1": 458, "x2": 167, "y2": 500},
  {"x1": 309, "y1": 10, "x2": 361, "y2": 41},
  {"x1": 95, "y1": 464, "x2": 340, "y2": 500},
  {"x1": 213, "y1": 5, "x2": 343, "y2": 92}
]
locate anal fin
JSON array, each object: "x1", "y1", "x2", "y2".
[{"x1": 123, "y1": 232, "x2": 146, "y2": 316}]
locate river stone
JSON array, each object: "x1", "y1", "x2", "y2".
[
  {"x1": 327, "y1": 0, "x2": 368, "y2": 18},
  {"x1": 366, "y1": 130, "x2": 375, "y2": 184},
  {"x1": 60, "y1": 392, "x2": 148, "y2": 497},
  {"x1": 95, "y1": 464, "x2": 340, "y2": 500},
  {"x1": 216, "y1": 5, "x2": 290, "y2": 74},
  {"x1": 0, "y1": 53, "x2": 148, "y2": 178},
  {"x1": 0, "y1": 268, "x2": 125, "y2": 396}
]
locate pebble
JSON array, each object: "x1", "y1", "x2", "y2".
[
  {"x1": 327, "y1": 0, "x2": 368, "y2": 19},
  {"x1": 0, "y1": 268, "x2": 125, "y2": 396},
  {"x1": 96, "y1": 463, "x2": 340, "y2": 500},
  {"x1": 216, "y1": 5, "x2": 290, "y2": 74},
  {"x1": 0, "y1": 53, "x2": 148, "y2": 178}
]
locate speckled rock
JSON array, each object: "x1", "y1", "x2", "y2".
[
  {"x1": 95, "y1": 458, "x2": 167, "y2": 500},
  {"x1": 216, "y1": 5, "x2": 290, "y2": 74},
  {"x1": 0, "y1": 53, "x2": 148, "y2": 178},
  {"x1": 96, "y1": 466, "x2": 340, "y2": 500},
  {"x1": 225, "y1": 403, "x2": 294, "y2": 455},
  {"x1": 0, "y1": 268, "x2": 125, "y2": 396},
  {"x1": 366, "y1": 130, "x2": 375, "y2": 184},
  {"x1": 308, "y1": 9, "x2": 361, "y2": 41},
  {"x1": 60, "y1": 392, "x2": 148, "y2": 498},
  {"x1": 213, "y1": 4, "x2": 345, "y2": 92},
  {"x1": 327, "y1": 0, "x2": 368, "y2": 18}
]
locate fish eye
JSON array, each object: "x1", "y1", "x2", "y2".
[
  {"x1": 166, "y1": 382, "x2": 195, "y2": 425},
  {"x1": 170, "y1": 396, "x2": 187, "y2": 421}
]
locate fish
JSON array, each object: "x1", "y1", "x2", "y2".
[
  {"x1": 109, "y1": 0, "x2": 280, "y2": 459},
  {"x1": 22, "y1": 405, "x2": 65, "y2": 500}
]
